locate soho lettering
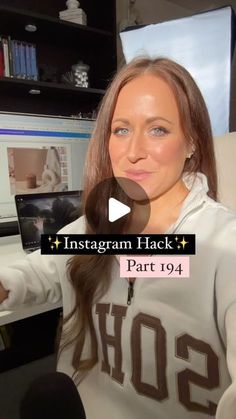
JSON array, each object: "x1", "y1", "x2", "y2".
[{"x1": 95, "y1": 303, "x2": 219, "y2": 416}]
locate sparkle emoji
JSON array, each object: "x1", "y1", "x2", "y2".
[
  {"x1": 179, "y1": 237, "x2": 188, "y2": 249},
  {"x1": 52, "y1": 236, "x2": 62, "y2": 250}
]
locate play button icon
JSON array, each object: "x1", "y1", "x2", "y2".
[
  {"x1": 108, "y1": 198, "x2": 131, "y2": 222},
  {"x1": 85, "y1": 177, "x2": 150, "y2": 234}
]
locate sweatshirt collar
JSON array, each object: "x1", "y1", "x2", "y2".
[
  {"x1": 166, "y1": 171, "x2": 209, "y2": 233},
  {"x1": 182, "y1": 171, "x2": 209, "y2": 211}
]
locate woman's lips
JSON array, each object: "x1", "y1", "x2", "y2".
[{"x1": 124, "y1": 170, "x2": 152, "y2": 181}]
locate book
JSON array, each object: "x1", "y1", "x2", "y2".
[
  {"x1": 25, "y1": 43, "x2": 32, "y2": 79},
  {"x1": 0, "y1": 38, "x2": 4, "y2": 77},
  {"x1": 59, "y1": 9, "x2": 87, "y2": 24},
  {"x1": 30, "y1": 43, "x2": 38, "y2": 81},
  {"x1": 60, "y1": 15, "x2": 87, "y2": 25},
  {"x1": 59, "y1": 9, "x2": 84, "y2": 17},
  {"x1": 19, "y1": 42, "x2": 26, "y2": 79},
  {"x1": 7, "y1": 36, "x2": 14, "y2": 77},
  {"x1": 11, "y1": 39, "x2": 16, "y2": 77},
  {"x1": 2, "y1": 37, "x2": 10, "y2": 77},
  {"x1": 12, "y1": 40, "x2": 21, "y2": 78}
]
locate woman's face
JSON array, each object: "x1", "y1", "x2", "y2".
[{"x1": 109, "y1": 74, "x2": 191, "y2": 201}]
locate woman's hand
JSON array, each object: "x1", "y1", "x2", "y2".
[
  {"x1": 33, "y1": 217, "x2": 45, "y2": 234},
  {"x1": 0, "y1": 282, "x2": 9, "y2": 304}
]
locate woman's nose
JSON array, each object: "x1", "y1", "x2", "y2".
[{"x1": 127, "y1": 132, "x2": 147, "y2": 162}]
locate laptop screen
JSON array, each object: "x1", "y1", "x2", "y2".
[{"x1": 15, "y1": 190, "x2": 82, "y2": 252}]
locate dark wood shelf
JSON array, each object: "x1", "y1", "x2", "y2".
[
  {"x1": 0, "y1": 0, "x2": 116, "y2": 115},
  {"x1": 0, "y1": 77, "x2": 105, "y2": 98},
  {"x1": 0, "y1": 77, "x2": 105, "y2": 115},
  {"x1": 0, "y1": 5, "x2": 113, "y2": 47},
  {"x1": 0, "y1": 220, "x2": 19, "y2": 237},
  {"x1": 0, "y1": 309, "x2": 61, "y2": 373}
]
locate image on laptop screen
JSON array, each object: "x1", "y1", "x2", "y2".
[{"x1": 15, "y1": 190, "x2": 82, "y2": 252}]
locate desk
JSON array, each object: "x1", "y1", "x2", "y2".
[{"x1": 0, "y1": 234, "x2": 62, "y2": 326}]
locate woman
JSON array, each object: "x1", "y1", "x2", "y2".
[{"x1": 0, "y1": 57, "x2": 236, "y2": 419}]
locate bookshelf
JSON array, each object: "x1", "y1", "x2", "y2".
[
  {"x1": 0, "y1": 0, "x2": 117, "y2": 381},
  {"x1": 0, "y1": 77, "x2": 105, "y2": 114},
  {"x1": 0, "y1": 0, "x2": 117, "y2": 115}
]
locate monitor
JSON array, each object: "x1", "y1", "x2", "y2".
[{"x1": 0, "y1": 112, "x2": 94, "y2": 235}]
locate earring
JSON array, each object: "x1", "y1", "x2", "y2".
[
  {"x1": 187, "y1": 137, "x2": 196, "y2": 159},
  {"x1": 186, "y1": 150, "x2": 195, "y2": 159}
]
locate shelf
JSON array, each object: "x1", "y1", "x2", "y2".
[
  {"x1": 0, "y1": 77, "x2": 105, "y2": 99},
  {"x1": 0, "y1": 220, "x2": 19, "y2": 237},
  {"x1": 0, "y1": 301, "x2": 62, "y2": 327},
  {"x1": 0, "y1": 0, "x2": 116, "y2": 116},
  {"x1": 0, "y1": 6, "x2": 113, "y2": 47},
  {"x1": 0, "y1": 309, "x2": 61, "y2": 373}
]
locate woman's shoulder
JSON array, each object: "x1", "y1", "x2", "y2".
[
  {"x1": 204, "y1": 197, "x2": 236, "y2": 231},
  {"x1": 58, "y1": 215, "x2": 86, "y2": 234},
  {"x1": 206, "y1": 196, "x2": 236, "y2": 216}
]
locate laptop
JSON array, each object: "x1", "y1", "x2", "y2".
[{"x1": 15, "y1": 190, "x2": 82, "y2": 253}]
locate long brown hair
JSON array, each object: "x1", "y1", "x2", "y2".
[{"x1": 59, "y1": 57, "x2": 218, "y2": 383}]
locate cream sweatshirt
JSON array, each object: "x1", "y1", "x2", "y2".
[{"x1": 1, "y1": 172, "x2": 236, "y2": 419}]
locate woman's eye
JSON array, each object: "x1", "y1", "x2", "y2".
[
  {"x1": 113, "y1": 127, "x2": 129, "y2": 136},
  {"x1": 150, "y1": 127, "x2": 168, "y2": 136}
]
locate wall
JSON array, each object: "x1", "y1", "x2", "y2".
[{"x1": 133, "y1": 0, "x2": 191, "y2": 23}]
